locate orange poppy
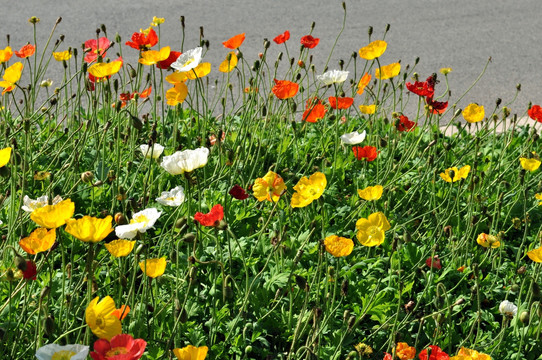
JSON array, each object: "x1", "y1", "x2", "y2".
[
  {"x1": 126, "y1": 28, "x2": 158, "y2": 50},
  {"x1": 357, "y1": 73, "x2": 371, "y2": 95},
  {"x1": 15, "y1": 44, "x2": 35, "y2": 58},
  {"x1": 223, "y1": 33, "x2": 245, "y2": 49},
  {"x1": 329, "y1": 97, "x2": 354, "y2": 110},
  {"x1": 272, "y1": 79, "x2": 298, "y2": 100},
  {"x1": 302, "y1": 98, "x2": 327, "y2": 123}
]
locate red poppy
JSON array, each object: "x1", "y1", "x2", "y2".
[
  {"x1": 229, "y1": 185, "x2": 249, "y2": 200},
  {"x1": 15, "y1": 44, "x2": 36, "y2": 58},
  {"x1": 302, "y1": 98, "x2": 327, "y2": 123},
  {"x1": 383, "y1": 353, "x2": 393, "y2": 360},
  {"x1": 273, "y1": 30, "x2": 290, "y2": 44},
  {"x1": 418, "y1": 345, "x2": 449, "y2": 360},
  {"x1": 194, "y1": 204, "x2": 224, "y2": 227},
  {"x1": 84, "y1": 37, "x2": 111, "y2": 63},
  {"x1": 406, "y1": 80, "x2": 434, "y2": 97},
  {"x1": 157, "y1": 50, "x2": 181, "y2": 69},
  {"x1": 139, "y1": 86, "x2": 152, "y2": 98},
  {"x1": 528, "y1": 105, "x2": 542, "y2": 123},
  {"x1": 223, "y1": 33, "x2": 246, "y2": 49},
  {"x1": 117, "y1": 86, "x2": 152, "y2": 107},
  {"x1": 426, "y1": 97, "x2": 448, "y2": 115},
  {"x1": 396, "y1": 115, "x2": 417, "y2": 132},
  {"x1": 328, "y1": 96, "x2": 354, "y2": 110},
  {"x1": 90, "y1": 334, "x2": 147, "y2": 360},
  {"x1": 300, "y1": 35, "x2": 319, "y2": 49},
  {"x1": 125, "y1": 28, "x2": 158, "y2": 51},
  {"x1": 352, "y1": 146, "x2": 378, "y2": 161},
  {"x1": 272, "y1": 79, "x2": 299, "y2": 99},
  {"x1": 425, "y1": 256, "x2": 442, "y2": 270},
  {"x1": 22, "y1": 260, "x2": 37, "y2": 280}
]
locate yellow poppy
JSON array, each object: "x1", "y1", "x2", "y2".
[
  {"x1": 173, "y1": 345, "x2": 208, "y2": 360},
  {"x1": 166, "y1": 71, "x2": 189, "y2": 84},
  {"x1": 396, "y1": 342, "x2": 416, "y2": 360},
  {"x1": 19, "y1": 228, "x2": 56, "y2": 255},
  {"x1": 439, "y1": 165, "x2": 471, "y2": 183},
  {"x1": 138, "y1": 46, "x2": 171, "y2": 66},
  {"x1": 476, "y1": 233, "x2": 500, "y2": 248},
  {"x1": 291, "y1": 172, "x2": 327, "y2": 208},
  {"x1": 139, "y1": 257, "x2": 167, "y2": 278},
  {"x1": 462, "y1": 103, "x2": 485, "y2": 123},
  {"x1": 151, "y1": 16, "x2": 165, "y2": 26},
  {"x1": 358, "y1": 40, "x2": 387, "y2": 60},
  {"x1": 519, "y1": 157, "x2": 541, "y2": 172},
  {"x1": 440, "y1": 67, "x2": 452, "y2": 75},
  {"x1": 0, "y1": 46, "x2": 13, "y2": 63},
  {"x1": 0, "y1": 147, "x2": 12, "y2": 168},
  {"x1": 166, "y1": 82, "x2": 189, "y2": 106},
  {"x1": 184, "y1": 62, "x2": 211, "y2": 80},
  {"x1": 357, "y1": 185, "x2": 383, "y2": 201},
  {"x1": 375, "y1": 62, "x2": 400, "y2": 80},
  {"x1": 359, "y1": 104, "x2": 376, "y2": 114},
  {"x1": 30, "y1": 199, "x2": 75, "y2": 229},
  {"x1": 53, "y1": 50, "x2": 72, "y2": 62},
  {"x1": 253, "y1": 171, "x2": 287, "y2": 202},
  {"x1": 105, "y1": 239, "x2": 136, "y2": 257},
  {"x1": 526, "y1": 247, "x2": 542, "y2": 262},
  {"x1": 324, "y1": 235, "x2": 354, "y2": 257},
  {"x1": 356, "y1": 212, "x2": 391, "y2": 247},
  {"x1": 0, "y1": 62, "x2": 24, "y2": 95},
  {"x1": 85, "y1": 296, "x2": 122, "y2": 340},
  {"x1": 535, "y1": 193, "x2": 542, "y2": 205},
  {"x1": 219, "y1": 52, "x2": 238, "y2": 73},
  {"x1": 65, "y1": 215, "x2": 113, "y2": 243},
  {"x1": 87, "y1": 60, "x2": 122, "y2": 80},
  {"x1": 450, "y1": 347, "x2": 491, "y2": 360}
]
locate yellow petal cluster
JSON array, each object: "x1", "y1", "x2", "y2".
[
  {"x1": 324, "y1": 235, "x2": 354, "y2": 257},
  {"x1": 291, "y1": 172, "x2": 327, "y2": 208},
  {"x1": 253, "y1": 171, "x2": 286, "y2": 202},
  {"x1": 519, "y1": 157, "x2": 541, "y2": 172},
  {"x1": 356, "y1": 212, "x2": 391, "y2": 247},
  {"x1": 19, "y1": 228, "x2": 56, "y2": 255},
  {"x1": 139, "y1": 46, "x2": 170, "y2": 65},
  {"x1": 476, "y1": 233, "x2": 500, "y2": 248},
  {"x1": 358, "y1": 40, "x2": 387, "y2": 60},
  {"x1": 535, "y1": 193, "x2": 542, "y2": 205},
  {"x1": 219, "y1": 52, "x2": 238, "y2": 73},
  {"x1": 151, "y1": 16, "x2": 165, "y2": 26},
  {"x1": 185, "y1": 62, "x2": 211, "y2": 79},
  {"x1": 357, "y1": 185, "x2": 383, "y2": 201},
  {"x1": 0, "y1": 147, "x2": 12, "y2": 168},
  {"x1": 166, "y1": 83, "x2": 188, "y2": 106},
  {"x1": 65, "y1": 215, "x2": 113, "y2": 243},
  {"x1": 30, "y1": 199, "x2": 75, "y2": 229},
  {"x1": 0, "y1": 62, "x2": 24, "y2": 95},
  {"x1": 0, "y1": 46, "x2": 13, "y2": 63},
  {"x1": 462, "y1": 103, "x2": 485, "y2": 123},
  {"x1": 173, "y1": 345, "x2": 208, "y2": 360},
  {"x1": 526, "y1": 247, "x2": 542, "y2": 262},
  {"x1": 88, "y1": 60, "x2": 122, "y2": 80},
  {"x1": 85, "y1": 296, "x2": 122, "y2": 340},
  {"x1": 53, "y1": 50, "x2": 72, "y2": 61},
  {"x1": 375, "y1": 62, "x2": 400, "y2": 80},
  {"x1": 139, "y1": 257, "x2": 167, "y2": 278},
  {"x1": 105, "y1": 239, "x2": 136, "y2": 257},
  {"x1": 359, "y1": 104, "x2": 376, "y2": 115},
  {"x1": 450, "y1": 347, "x2": 491, "y2": 360},
  {"x1": 439, "y1": 165, "x2": 471, "y2": 183}
]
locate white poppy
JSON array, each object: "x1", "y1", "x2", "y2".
[
  {"x1": 22, "y1": 195, "x2": 63, "y2": 213},
  {"x1": 171, "y1": 47, "x2": 203, "y2": 72},
  {"x1": 140, "y1": 143, "x2": 165, "y2": 159},
  {"x1": 499, "y1": 300, "x2": 517, "y2": 318},
  {"x1": 156, "y1": 185, "x2": 186, "y2": 206},
  {"x1": 340, "y1": 130, "x2": 366, "y2": 145},
  {"x1": 160, "y1": 147, "x2": 209, "y2": 175},
  {"x1": 317, "y1": 69, "x2": 349, "y2": 85},
  {"x1": 115, "y1": 208, "x2": 162, "y2": 240},
  {"x1": 35, "y1": 343, "x2": 89, "y2": 360}
]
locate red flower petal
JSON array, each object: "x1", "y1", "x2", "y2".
[
  {"x1": 300, "y1": 35, "x2": 319, "y2": 49},
  {"x1": 157, "y1": 51, "x2": 181, "y2": 69},
  {"x1": 22, "y1": 260, "x2": 37, "y2": 280},
  {"x1": 352, "y1": 146, "x2": 378, "y2": 161},
  {"x1": 194, "y1": 204, "x2": 224, "y2": 227},
  {"x1": 15, "y1": 44, "x2": 36, "y2": 58},
  {"x1": 328, "y1": 96, "x2": 354, "y2": 110},
  {"x1": 528, "y1": 105, "x2": 542, "y2": 123},
  {"x1": 396, "y1": 115, "x2": 417, "y2": 132},
  {"x1": 273, "y1": 30, "x2": 290, "y2": 44},
  {"x1": 302, "y1": 98, "x2": 327, "y2": 123},
  {"x1": 272, "y1": 79, "x2": 299, "y2": 99},
  {"x1": 229, "y1": 185, "x2": 249, "y2": 200},
  {"x1": 223, "y1": 33, "x2": 246, "y2": 49},
  {"x1": 126, "y1": 28, "x2": 158, "y2": 50}
]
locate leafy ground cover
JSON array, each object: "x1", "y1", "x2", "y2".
[{"x1": 1, "y1": 7, "x2": 542, "y2": 360}]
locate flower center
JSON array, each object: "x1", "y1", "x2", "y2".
[
  {"x1": 367, "y1": 226, "x2": 379, "y2": 238},
  {"x1": 52, "y1": 351, "x2": 77, "y2": 360},
  {"x1": 131, "y1": 215, "x2": 150, "y2": 227},
  {"x1": 106, "y1": 347, "x2": 129, "y2": 357}
]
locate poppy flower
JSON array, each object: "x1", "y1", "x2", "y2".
[
  {"x1": 291, "y1": 172, "x2": 327, "y2": 208},
  {"x1": 476, "y1": 233, "x2": 500, "y2": 248},
  {"x1": 451, "y1": 347, "x2": 490, "y2": 360},
  {"x1": 324, "y1": 235, "x2": 354, "y2": 257},
  {"x1": 0, "y1": 62, "x2": 24, "y2": 95},
  {"x1": 406, "y1": 80, "x2": 434, "y2": 97},
  {"x1": 359, "y1": 104, "x2": 376, "y2": 115},
  {"x1": 36, "y1": 344, "x2": 89, "y2": 360},
  {"x1": 126, "y1": 28, "x2": 158, "y2": 50},
  {"x1": 65, "y1": 215, "x2": 114, "y2": 243},
  {"x1": 223, "y1": 33, "x2": 245, "y2": 49},
  {"x1": 358, "y1": 40, "x2": 387, "y2": 60},
  {"x1": 22, "y1": 260, "x2": 37, "y2": 280},
  {"x1": 14, "y1": 44, "x2": 35, "y2": 58},
  {"x1": 357, "y1": 185, "x2": 383, "y2": 201},
  {"x1": 139, "y1": 257, "x2": 167, "y2": 278},
  {"x1": 356, "y1": 212, "x2": 391, "y2": 247},
  {"x1": 171, "y1": 47, "x2": 202, "y2": 72},
  {"x1": 166, "y1": 83, "x2": 189, "y2": 106},
  {"x1": 353, "y1": 146, "x2": 378, "y2": 161},
  {"x1": 110, "y1": 305, "x2": 130, "y2": 321},
  {"x1": 357, "y1": 73, "x2": 371, "y2": 95},
  {"x1": 0, "y1": 46, "x2": 13, "y2": 63},
  {"x1": 302, "y1": 98, "x2": 327, "y2": 123},
  {"x1": 85, "y1": 296, "x2": 123, "y2": 340},
  {"x1": 425, "y1": 256, "x2": 442, "y2": 270},
  {"x1": 340, "y1": 131, "x2": 366, "y2": 145},
  {"x1": 396, "y1": 115, "x2": 417, "y2": 132},
  {"x1": 105, "y1": 239, "x2": 136, "y2": 257},
  {"x1": 317, "y1": 70, "x2": 349, "y2": 85},
  {"x1": 519, "y1": 155, "x2": 541, "y2": 172},
  {"x1": 419, "y1": 346, "x2": 449, "y2": 360},
  {"x1": 426, "y1": 97, "x2": 448, "y2": 114},
  {"x1": 462, "y1": 103, "x2": 485, "y2": 123},
  {"x1": 138, "y1": 46, "x2": 170, "y2": 66},
  {"x1": 329, "y1": 97, "x2": 354, "y2": 110},
  {"x1": 229, "y1": 185, "x2": 249, "y2": 200},
  {"x1": 528, "y1": 105, "x2": 542, "y2": 123},
  {"x1": 84, "y1": 37, "x2": 111, "y2": 63},
  {"x1": 90, "y1": 334, "x2": 146, "y2": 360},
  {"x1": 88, "y1": 59, "x2": 123, "y2": 82},
  {"x1": 115, "y1": 208, "x2": 162, "y2": 240},
  {"x1": 383, "y1": 353, "x2": 393, "y2": 360},
  {"x1": 527, "y1": 247, "x2": 542, "y2": 262},
  {"x1": 273, "y1": 30, "x2": 290, "y2": 44},
  {"x1": 439, "y1": 165, "x2": 470, "y2": 182},
  {"x1": 160, "y1": 147, "x2": 209, "y2": 175},
  {"x1": 185, "y1": 62, "x2": 211, "y2": 79},
  {"x1": 156, "y1": 185, "x2": 186, "y2": 206},
  {"x1": 253, "y1": 171, "x2": 287, "y2": 202},
  {"x1": 272, "y1": 79, "x2": 299, "y2": 99},
  {"x1": 53, "y1": 50, "x2": 72, "y2": 62},
  {"x1": 440, "y1": 67, "x2": 452, "y2": 75},
  {"x1": 375, "y1": 62, "x2": 401, "y2": 80},
  {"x1": 0, "y1": 147, "x2": 12, "y2": 168},
  {"x1": 396, "y1": 342, "x2": 416, "y2": 360},
  {"x1": 219, "y1": 52, "x2": 238, "y2": 73},
  {"x1": 194, "y1": 204, "x2": 224, "y2": 227},
  {"x1": 157, "y1": 50, "x2": 182, "y2": 69},
  {"x1": 300, "y1": 35, "x2": 319, "y2": 49},
  {"x1": 19, "y1": 228, "x2": 56, "y2": 255},
  {"x1": 30, "y1": 199, "x2": 75, "y2": 229},
  {"x1": 173, "y1": 345, "x2": 208, "y2": 360}
]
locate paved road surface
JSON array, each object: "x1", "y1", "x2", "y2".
[{"x1": 2, "y1": 0, "x2": 541, "y2": 119}]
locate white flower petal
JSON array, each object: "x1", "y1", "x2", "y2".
[
  {"x1": 156, "y1": 185, "x2": 186, "y2": 206},
  {"x1": 171, "y1": 47, "x2": 203, "y2": 72},
  {"x1": 35, "y1": 344, "x2": 89, "y2": 360},
  {"x1": 140, "y1": 143, "x2": 165, "y2": 159},
  {"x1": 340, "y1": 130, "x2": 366, "y2": 145},
  {"x1": 160, "y1": 147, "x2": 209, "y2": 175},
  {"x1": 317, "y1": 69, "x2": 349, "y2": 85}
]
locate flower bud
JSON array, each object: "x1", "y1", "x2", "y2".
[
  {"x1": 520, "y1": 311, "x2": 530, "y2": 325},
  {"x1": 182, "y1": 233, "x2": 196, "y2": 243},
  {"x1": 28, "y1": 16, "x2": 40, "y2": 24},
  {"x1": 15, "y1": 255, "x2": 27, "y2": 272},
  {"x1": 81, "y1": 171, "x2": 94, "y2": 183},
  {"x1": 44, "y1": 316, "x2": 55, "y2": 336}
]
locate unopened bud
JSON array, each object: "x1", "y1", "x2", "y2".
[{"x1": 81, "y1": 171, "x2": 94, "y2": 183}]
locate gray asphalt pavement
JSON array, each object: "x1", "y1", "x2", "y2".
[{"x1": 2, "y1": 0, "x2": 541, "y2": 118}]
